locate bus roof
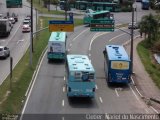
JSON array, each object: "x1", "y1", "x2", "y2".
[
  {"x1": 67, "y1": 54, "x2": 95, "y2": 72},
  {"x1": 49, "y1": 32, "x2": 66, "y2": 42},
  {"x1": 105, "y1": 45, "x2": 130, "y2": 61}
]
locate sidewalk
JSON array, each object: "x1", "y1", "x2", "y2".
[{"x1": 124, "y1": 37, "x2": 160, "y2": 113}]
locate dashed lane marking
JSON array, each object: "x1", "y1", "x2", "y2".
[
  {"x1": 62, "y1": 100, "x2": 64, "y2": 107},
  {"x1": 99, "y1": 97, "x2": 103, "y2": 103},
  {"x1": 115, "y1": 88, "x2": 120, "y2": 97}
]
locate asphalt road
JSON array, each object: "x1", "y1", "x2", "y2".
[
  {"x1": 0, "y1": 0, "x2": 37, "y2": 85},
  {"x1": 21, "y1": 26, "x2": 156, "y2": 120}
]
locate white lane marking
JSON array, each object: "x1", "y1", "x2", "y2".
[
  {"x1": 115, "y1": 88, "x2": 119, "y2": 97},
  {"x1": 69, "y1": 43, "x2": 72, "y2": 47},
  {"x1": 72, "y1": 28, "x2": 89, "y2": 42},
  {"x1": 20, "y1": 49, "x2": 48, "y2": 120},
  {"x1": 4, "y1": 21, "x2": 22, "y2": 46},
  {"x1": 62, "y1": 100, "x2": 64, "y2": 107},
  {"x1": 64, "y1": 76, "x2": 65, "y2": 81},
  {"x1": 68, "y1": 49, "x2": 70, "y2": 52},
  {"x1": 62, "y1": 117, "x2": 65, "y2": 120},
  {"x1": 145, "y1": 109, "x2": 149, "y2": 113},
  {"x1": 99, "y1": 97, "x2": 103, "y2": 103},
  {"x1": 95, "y1": 85, "x2": 98, "y2": 89},
  {"x1": 105, "y1": 113, "x2": 110, "y2": 120},
  {"x1": 17, "y1": 39, "x2": 24, "y2": 44},
  {"x1": 129, "y1": 85, "x2": 140, "y2": 101},
  {"x1": 88, "y1": 54, "x2": 91, "y2": 57},
  {"x1": 109, "y1": 33, "x2": 126, "y2": 42},
  {"x1": 150, "y1": 106, "x2": 159, "y2": 114},
  {"x1": 0, "y1": 40, "x2": 5, "y2": 42},
  {"x1": 89, "y1": 32, "x2": 108, "y2": 51},
  {"x1": 131, "y1": 76, "x2": 135, "y2": 85},
  {"x1": 122, "y1": 35, "x2": 140, "y2": 46},
  {"x1": 63, "y1": 87, "x2": 65, "y2": 92},
  {"x1": 135, "y1": 86, "x2": 143, "y2": 98}
]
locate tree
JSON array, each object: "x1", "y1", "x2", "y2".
[{"x1": 139, "y1": 14, "x2": 159, "y2": 47}]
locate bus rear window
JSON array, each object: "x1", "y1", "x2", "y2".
[{"x1": 111, "y1": 61, "x2": 129, "y2": 70}]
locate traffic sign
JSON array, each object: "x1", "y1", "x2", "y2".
[
  {"x1": 91, "y1": 19, "x2": 114, "y2": 24},
  {"x1": 49, "y1": 20, "x2": 74, "y2": 32},
  {"x1": 90, "y1": 19, "x2": 115, "y2": 32},
  {"x1": 49, "y1": 20, "x2": 73, "y2": 24},
  {"x1": 6, "y1": 0, "x2": 22, "y2": 8}
]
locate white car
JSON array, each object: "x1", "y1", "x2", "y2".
[
  {"x1": 22, "y1": 24, "x2": 31, "y2": 32},
  {"x1": 9, "y1": 17, "x2": 16, "y2": 24},
  {"x1": 24, "y1": 16, "x2": 31, "y2": 22},
  {"x1": 128, "y1": 22, "x2": 139, "y2": 29},
  {"x1": 23, "y1": 20, "x2": 31, "y2": 26},
  {"x1": 0, "y1": 46, "x2": 10, "y2": 59}
]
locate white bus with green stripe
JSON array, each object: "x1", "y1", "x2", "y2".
[{"x1": 47, "y1": 32, "x2": 67, "y2": 61}]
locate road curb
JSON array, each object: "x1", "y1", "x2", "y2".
[{"x1": 123, "y1": 36, "x2": 160, "y2": 114}]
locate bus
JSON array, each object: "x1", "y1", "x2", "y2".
[
  {"x1": 66, "y1": 54, "x2": 96, "y2": 98},
  {"x1": 75, "y1": 1, "x2": 88, "y2": 10},
  {"x1": 92, "y1": 2, "x2": 120, "y2": 12},
  {"x1": 103, "y1": 45, "x2": 131, "y2": 84},
  {"x1": 6, "y1": 0, "x2": 22, "y2": 8},
  {"x1": 141, "y1": 0, "x2": 150, "y2": 10},
  {"x1": 83, "y1": 9, "x2": 114, "y2": 24},
  {"x1": 47, "y1": 32, "x2": 67, "y2": 61}
]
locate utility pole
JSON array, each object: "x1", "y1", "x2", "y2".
[
  {"x1": 65, "y1": 0, "x2": 68, "y2": 20},
  {"x1": 131, "y1": 2, "x2": 136, "y2": 74},
  {"x1": 30, "y1": 0, "x2": 33, "y2": 67},
  {"x1": 48, "y1": 0, "x2": 50, "y2": 11}
]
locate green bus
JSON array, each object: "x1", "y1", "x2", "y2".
[
  {"x1": 6, "y1": 0, "x2": 22, "y2": 8},
  {"x1": 75, "y1": 1, "x2": 88, "y2": 10},
  {"x1": 92, "y1": 2, "x2": 120, "y2": 12},
  {"x1": 83, "y1": 9, "x2": 114, "y2": 24},
  {"x1": 74, "y1": 1, "x2": 120, "y2": 12}
]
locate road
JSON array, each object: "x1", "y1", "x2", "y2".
[
  {"x1": 21, "y1": 26, "x2": 156, "y2": 120},
  {"x1": 0, "y1": 1, "x2": 159, "y2": 119},
  {"x1": 20, "y1": 2, "x2": 159, "y2": 120},
  {"x1": 0, "y1": 0, "x2": 37, "y2": 85}
]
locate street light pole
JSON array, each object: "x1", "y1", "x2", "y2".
[
  {"x1": 65, "y1": 0, "x2": 68, "y2": 20},
  {"x1": 130, "y1": 3, "x2": 136, "y2": 74},
  {"x1": 30, "y1": 0, "x2": 33, "y2": 67}
]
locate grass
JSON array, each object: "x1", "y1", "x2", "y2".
[
  {"x1": 27, "y1": 0, "x2": 82, "y2": 15},
  {"x1": 137, "y1": 40, "x2": 160, "y2": 89},
  {"x1": 0, "y1": 17, "x2": 83, "y2": 113},
  {"x1": 26, "y1": 0, "x2": 65, "y2": 15}
]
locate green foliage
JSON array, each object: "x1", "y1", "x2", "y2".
[
  {"x1": 0, "y1": 16, "x2": 83, "y2": 113},
  {"x1": 137, "y1": 40, "x2": 160, "y2": 89},
  {"x1": 139, "y1": 14, "x2": 159, "y2": 48}
]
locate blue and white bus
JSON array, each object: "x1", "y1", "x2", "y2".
[
  {"x1": 47, "y1": 32, "x2": 67, "y2": 61},
  {"x1": 66, "y1": 54, "x2": 96, "y2": 98},
  {"x1": 141, "y1": 0, "x2": 149, "y2": 10},
  {"x1": 103, "y1": 45, "x2": 131, "y2": 84}
]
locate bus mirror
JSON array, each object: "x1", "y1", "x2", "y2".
[{"x1": 103, "y1": 50, "x2": 106, "y2": 55}]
